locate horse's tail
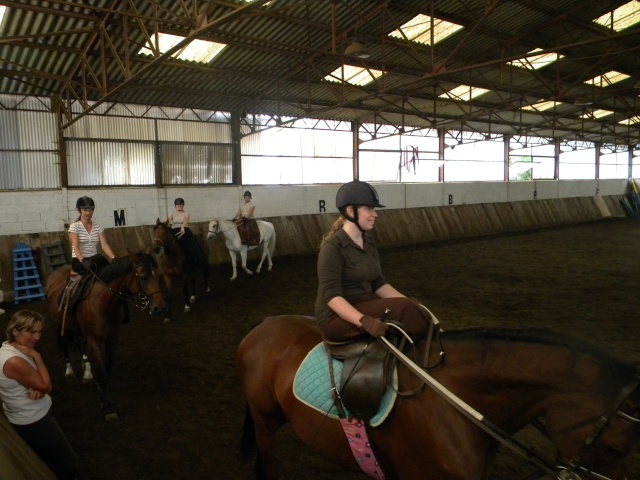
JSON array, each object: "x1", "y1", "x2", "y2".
[
  {"x1": 240, "y1": 404, "x2": 257, "y2": 463},
  {"x1": 267, "y1": 224, "x2": 276, "y2": 255}
]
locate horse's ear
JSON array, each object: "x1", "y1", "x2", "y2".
[{"x1": 156, "y1": 218, "x2": 161, "y2": 226}]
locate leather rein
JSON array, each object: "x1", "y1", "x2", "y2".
[{"x1": 83, "y1": 259, "x2": 161, "y2": 311}]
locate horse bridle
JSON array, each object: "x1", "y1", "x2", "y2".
[
  {"x1": 152, "y1": 224, "x2": 181, "y2": 253},
  {"x1": 547, "y1": 377, "x2": 640, "y2": 480},
  {"x1": 85, "y1": 259, "x2": 162, "y2": 311},
  {"x1": 208, "y1": 220, "x2": 238, "y2": 237}
]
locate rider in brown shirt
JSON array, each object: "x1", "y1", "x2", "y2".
[{"x1": 314, "y1": 180, "x2": 431, "y2": 342}]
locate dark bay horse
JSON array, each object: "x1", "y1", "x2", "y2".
[
  {"x1": 152, "y1": 219, "x2": 210, "y2": 322},
  {"x1": 239, "y1": 315, "x2": 640, "y2": 480},
  {"x1": 46, "y1": 252, "x2": 165, "y2": 421}
]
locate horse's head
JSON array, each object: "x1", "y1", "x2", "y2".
[
  {"x1": 544, "y1": 366, "x2": 640, "y2": 480},
  {"x1": 152, "y1": 218, "x2": 172, "y2": 254},
  {"x1": 128, "y1": 251, "x2": 166, "y2": 316},
  {"x1": 207, "y1": 219, "x2": 219, "y2": 240}
]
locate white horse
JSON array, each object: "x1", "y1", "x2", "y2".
[{"x1": 207, "y1": 218, "x2": 276, "y2": 281}]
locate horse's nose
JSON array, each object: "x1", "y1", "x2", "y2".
[{"x1": 149, "y1": 301, "x2": 166, "y2": 316}]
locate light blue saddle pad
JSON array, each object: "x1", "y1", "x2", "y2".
[{"x1": 293, "y1": 343, "x2": 397, "y2": 427}]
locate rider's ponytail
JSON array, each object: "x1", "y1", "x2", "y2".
[{"x1": 319, "y1": 216, "x2": 346, "y2": 247}]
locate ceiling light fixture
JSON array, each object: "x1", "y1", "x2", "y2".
[{"x1": 344, "y1": 41, "x2": 370, "y2": 59}]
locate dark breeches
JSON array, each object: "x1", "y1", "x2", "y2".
[{"x1": 319, "y1": 297, "x2": 431, "y2": 342}]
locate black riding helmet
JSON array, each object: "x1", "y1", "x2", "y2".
[
  {"x1": 76, "y1": 196, "x2": 95, "y2": 210},
  {"x1": 336, "y1": 180, "x2": 384, "y2": 210},
  {"x1": 174, "y1": 197, "x2": 185, "y2": 205},
  {"x1": 335, "y1": 180, "x2": 384, "y2": 233},
  {"x1": 243, "y1": 191, "x2": 252, "y2": 198}
]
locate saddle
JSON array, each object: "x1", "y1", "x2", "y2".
[
  {"x1": 324, "y1": 333, "x2": 404, "y2": 421},
  {"x1": 58, "y1": 271, "x2": 94, "y2": 314},
  {"x1": 235, "y1": 217, "x2": 260, "y2": 246}
]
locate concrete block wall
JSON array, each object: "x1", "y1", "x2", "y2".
[{"x1": 0, "y1": 178, "x2": 632, "y2": 236}]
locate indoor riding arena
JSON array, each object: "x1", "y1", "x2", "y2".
[
  {"x1": 1, "y1": 1, "x2": 640, "y2": 479},
  {"x1": 1, "y1": 207, "x2": 640, "y2": 480}
]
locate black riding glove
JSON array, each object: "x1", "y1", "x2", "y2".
[{"x1": 81, "y1": 259, "x2": 93, "y2": 271}]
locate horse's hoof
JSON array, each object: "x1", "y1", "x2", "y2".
[
  {"x1": 230, "y1": 277, "x2": 237, "y2": 282},
  {"x1": 104, "y1": 412, "x2": 119, "y2": 422},
  {"x1": 184, "y1": 305, "x2": 191, "y2": 313},
  {"x1": 65, "y1": 371, "x2": 76, "y2": 380},
  {"x1": 189, "y1": 295, "x2": 196, "y2": 304},
  {"x1": 163, "y1": 317, "x2": 172, "y2": 324}
]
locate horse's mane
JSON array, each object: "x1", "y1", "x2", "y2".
[
  {"x1": 97, "y1": 253, "x2": 158, "y2": 284},
  {"x1": 443, "y1": 327, "x2": 636, "y2": 394}
]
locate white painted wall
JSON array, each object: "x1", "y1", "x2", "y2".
[{"x1": 0, "y1": 178, "x2": 632, "y2": 235}]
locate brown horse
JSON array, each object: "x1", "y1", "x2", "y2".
[
  {"x1": 152, "y1": 219, "x2": 210, "y2": 322},
  {"x1": 46, "y1": 251, "x2": 165, "y2": 421},
  {"x1": 238, "y1": 315, "x2": 640, "y2": 480}
]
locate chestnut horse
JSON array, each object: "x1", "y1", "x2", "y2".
[
  {"x1": 239, "y1": 315, "x2": 640, "y2": 480},
  {"x1": 46, "y1": 252, "x2": 165, "y2": 421},
  {"x1": 152, "y1": 219, "x2": 210, "y2": 321}
]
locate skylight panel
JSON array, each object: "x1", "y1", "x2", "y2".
[
  {"x1": 619, "y1": 115, "x2": 640, "y2": 125},
  {"x1": 324, "y1": 65, "x2": 383, "y2": 86},
  {"x1": 0, "y1": 6, "x2": 6, "y2": 27},
  {"x1": 509, "y1": 48, "x2": 564, "y2": 70},
  {"x1": 581, "y1": 109, "x2": 614, "y2": 119},
  {"x1": 388, "y1": 14, "x2": 463, "y2": 45},
  {"x1": 138, "y1": 33, "x2": 226, "y2": 64},
  {"x1": 439, "y1": 85, "x2": 489, "y2": 101},
  {"x1": 522, "y1": 100, "x2": 563, "y2": 112},
  {"x1": 584, "y1": 71, "x2": 630, "y2": 87},
  {"x1": 593, "y1": 1, "x2": 640, "y2": 31}
]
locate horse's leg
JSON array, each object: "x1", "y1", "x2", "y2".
[
  {"x1": 265, "y1": 243, "x2": 273, "y2": 272},
  {"x1": 228, "y1": 249, "x2": 238, "y2": 281},
  {"x1": 249, "y1": 408, "x2": 285, "y2": 480},
  {"x1": 182, "y1": 276, "x2": 191, "y2": 313},
  {"x1": 85, "y1": 336, "x2": 118, "y2": 422},
  {"x1": 81, "y1": 354, "x2": 93, "y2": 383},
  {"x1": 202, "y1": 267, "x2": 211, "y2": 293},
  {"x1": 57, "y1": 331, "x2": 75, "y2": 380},
  {"x1": 241, "y1": 248, "x2": 253, "y2": 276},
  {"x1": 161, "y1": 274, "x2": 173, "y2": 323},
  {"x1": 256, "y1": 245, "x2": 269, "y2": 274},
  {"x1": 188, "y1": 275, "x2": 196, "y2": 305}
]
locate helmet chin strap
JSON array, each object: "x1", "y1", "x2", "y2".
[{"x1": 344, "y1": 206, "x2": 366, "y2": 234}]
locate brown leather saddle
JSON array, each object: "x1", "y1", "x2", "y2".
[
  {"x1": 236, "y1": 217, "x2": 260, "y2": 246},
  {"x1": 323, "y1": 310, "x2": 443, "y2": 422},
  {"x1": 324, "y1": 334, "x2": 403, "y2": 421},
  {"x1": 58, "y1": 271, "x2": 94, "y2": 313}
]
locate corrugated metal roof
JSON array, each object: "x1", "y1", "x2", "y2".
[{"x1": 0, "y1": 0, "x2": 638, "y2": 145}]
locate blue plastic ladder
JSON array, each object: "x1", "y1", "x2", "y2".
[{"x1": 13, "y1": 243, "x2": 46, "y2": 304}]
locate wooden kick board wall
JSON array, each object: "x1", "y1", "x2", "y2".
[{"x1": 0, "y1": 195, "x2": 627, "y2": 299}]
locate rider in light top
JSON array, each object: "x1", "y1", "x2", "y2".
[
  {"x1": 235, "y1": 190, "x2": 256, "y2": 220},
  {"x1": 167, "y1": 197, "x2": 208, "y2": 271},
  {"x1": 168, "y1": 197, "x2": 191, "y2": 236},
  {"x1": 68, "y1": 196, "x2": 116, "y2": 276},
  {"x1": 315, "y1": 180, "x2": 432, "y2": 342}
]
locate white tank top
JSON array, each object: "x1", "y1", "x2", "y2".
[{"x1": 0, "y1": 342, "x2": 51, "y2": 425}]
